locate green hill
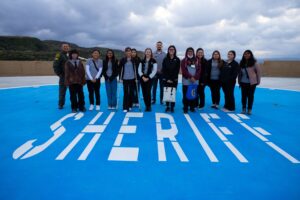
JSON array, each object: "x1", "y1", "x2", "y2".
[{"x1": 0, "y1": 36, "x2": 140, "y2": 61}]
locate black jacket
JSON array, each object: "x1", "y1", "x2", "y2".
[
  {"x1": 198, "y1": 57, "x2": 208, "y2": 84},
  {"x1": 220, "y1": 60, "x2": 239, "y2": 83},
  {"x1": 102, "y1": 59, "x2": 119, "y2": 81},
  {"x1": 162, "y1": 56, "x2": 180, "y2": 82},
  {"x1": 140, "y1": 58, "x2": 157, "y2": 78}
]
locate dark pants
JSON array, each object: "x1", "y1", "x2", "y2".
[
  {"x1": 141, "y1": 79, "x2": 152, "y2": 109},
  {"x1": 152, "y1": 73, "x2": 164, "y2": 103},
  {"x1": 58, "y1": 75, "x2": 67, "y2": 107},
  {"x1": 69, "y1": 84, "x2": 85, "y2": 110},
  {"x1": 240, "y1": 82, "x2": 256, "y2": 110},
  {"x1": 222, "y1": 81, "x2": 236, "y2": 111},
  {"x1": 133, "y1": 79, "x2": 140, "y2": 104},
  {"x1": 165, "y1": 81, "x2": 178, "y2": 109},
  {"x1": 123, "y1": 79, "x2": 135, "y2": 110},
  {"x1": 209, "y1": 80, "x2": 221, "y2": 105},
  {"x1": 197, "y1": 84, "x2": 206, "y2": 108},
  {"x1": 87, "y1": 79, "x2": 101, "y2": 105},
  {"x1": 182, "y1": 85, "x2": 197, "y2": 111}
]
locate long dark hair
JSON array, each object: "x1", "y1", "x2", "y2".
[
  {"x1": 211, "y1": 50, "x2": 224, "y2": 68},
  {"x1": 240, "y1": 50, "x2": 256, "y2": 68},
  {"x1": 143, "y1": 48, "x2": 153, "y2": 61},
  {"x1": 105, "y1": 49, "x2": 115, "y2": 61},
  {"x1": 166, "y1": 45, "x2": 177, "y2": 59}
]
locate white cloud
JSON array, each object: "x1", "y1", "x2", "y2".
[{"x1": 0, "y1": 0, "x2": 299, "y2": 59}]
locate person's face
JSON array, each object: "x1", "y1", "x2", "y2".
[
  {"x1": 62, "y1": 44, "x2": 70, "y2": 52},
  {"x1": 168, "y1": 47, "x2": 175, "y2": 56},
  {"x1": 196, "y1": 50, "x2": 204, "y2": 58},
  {"x1": 92, "y1": 51, "x2": 100, "y2": 59},
  {"x1": 145, "y1": 49, "x2": 152, "y2": 57},
  {"x1": 107, "y1": 51, "x2": 113, "y2": 59},
  {"x1": 156, "y1": 42, "x2": 162, "y2": 51},
  {"x1": 126, "y1": 50, "x2": 132, "y2": 58},
  {"x1": 213, "y1": 52, "x2": 220, "y2": 60},
  {"x1": 131, "y1": 51, "x2": 137, "y2": 57},
  {"x1": 243, "y1": 52, "x2": 251, "y2": 60},
  {"x1": 187, "y1": 50, "x2": 193, "y2": 57},
  {"x1": 71, "y1": 53, "x2": 78, "y2": 60},
  {"x1": 227, "y1": 52, "x2": 235, "y2": 60}
]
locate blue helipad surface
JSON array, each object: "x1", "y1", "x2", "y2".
[{"x1": 0, "y1": 84, "x2": 300, "y2": 200}]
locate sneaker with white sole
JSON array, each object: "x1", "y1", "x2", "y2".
[
  {"x1": 123, "y1": 109, "x2": 128, "y2": 113},
  {"x1": 96, "y1": 105, "x2": 100, "y2": 111},
  {"x1": 89, "y1": 105, "x2": 94, "y2": 110}
]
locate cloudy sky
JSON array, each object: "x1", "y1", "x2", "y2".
[{"x1": 1, "y1": 0, "x2": 299, "y2": 59}]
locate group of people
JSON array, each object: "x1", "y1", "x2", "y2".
[{"x1": 53, "y1": 41, "x2": 261, "y2": 115}]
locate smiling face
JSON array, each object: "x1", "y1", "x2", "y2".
[
  {"x1": 71, "y1": 53, "x2": 78, "y2": 60},
  {"x1": 196, "y1": 49, "x2": 204, "y2": 58},
  {"x1": 107, "y1": 51, "x2": 113, "y2": 59},
  {"x1": 61, "y1": 44, "x2": 70, "y2": 53},
  {"x1": 145, "y1": 49, "x2": 152, "y2": 58},
  {"x1": 156, "y1": 42, "x2": 162, "y2": 51},
  {"x1": 168, "y1": 47, "x2": 175, "y2": 56},
  {"x1": 92, "y1": 51, "x2": 100, "y2": 59},
  {"x1": 243, "y1": 51, "x2": 251, "y2": 60},
  {"x1": 213, "y1": 51, "x2": 220, "y2": 60}
]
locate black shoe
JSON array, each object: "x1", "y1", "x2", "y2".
[
  {"x1": 160, "y1": 100, "x2": 164, "y2": 105},
  {"x1": 190, "y1": 108, "x2": 196, "y2": 112},
  {"x1": 145, "y1": 107, "x2": 151, "y2": 112},
  {"x1": 79, "y1": 107, "x2": 86, "y2": 112},
  {"x1": 165, "y1": 107, "x2": 170, "y2": 112},
  {"x1": 58, "y1": 105, "x2": 64, "y2": 109},
  {"x1": 171, "y1": 107, "x2": 174, "y2": 113},
  {"x1": 183, "y1": 109, "x2": 188, "y2": 114},
  {"x1": 72, "y1": 109, "x2": 77, "y2": 113}
]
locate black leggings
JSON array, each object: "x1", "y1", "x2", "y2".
[
  {"x1": 222, "y1": 81, "x2": 236, "y2": 111},
  {"x1": 87, "y1": 79, "x2": 100, "y2": 105},
  {"x1": 240, "y1": 82, "x2": 256, "y2": 110},
  {"x1": 209, "y1": 80, "x2": 221, "y2": 105},
  {"x1": 123, "y1": 79, "x2": 135, "y2": 110},
  {"x1": 141, "y1": 79, "x2": 152, "y2": 109},
  {"x1": 197, "y1": 84, "x2": 206, "y2": 108},
  {"x1": 69, "y1": 84, "x2": 85, "y2": 110}
]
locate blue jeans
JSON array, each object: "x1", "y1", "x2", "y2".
[{"x1": 105, "y1": 78, "x2": 117, "y2": 107}]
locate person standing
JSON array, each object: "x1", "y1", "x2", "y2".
[
  {"x1": 102, "y1": 49, "x2": 119, "y2": 109},
  {"x1": 119, "y1": 47, "x2": 138, "y2": 112},
  {"x1": 238, "y1": 50, "x2": 261, "y2": 115},
  {"x1": 181, "y1": 47, "x2": 201, "y2": 113},
  {"x1": 53, "y1": 43, "x2": 70, "y2": 109},
  {"x1": 196, "y1": 48, "x2": 208, "y2": 110},
  {"x1": 138, "y1": 48, "x2": 157, "y2": 112},
  {"x1": 206, "y1": 50, "x2": 224, "y2": 109},
  {"x1": 220, "y1": 50, "x2": 239, "y2": 112},
  {"x1": 131, "y1": 48, "x2": 141, "y2": 107},
  {"x1": 162, "y1": 45, "x2": 181, "y2": 113},
  {"x1": 152, "y1": 41, "x2": 167, "y2": 104},
  {"x1": 85, "y1": 49, "x2": 103, "y2": 111},
  {"x1": 64, "y1": 49, "x2": 86, "y2": 113}
]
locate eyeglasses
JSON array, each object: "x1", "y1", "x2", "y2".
[{"x1": 169, "y1": 49, "x2": 175, "y2": 51}]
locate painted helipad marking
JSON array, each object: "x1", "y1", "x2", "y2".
[
  {"x1": 78, "y1": 134, "x2": 101, "y2": 161},
  {"x1": 219, "y1": 127, "x2": 233, "y2": 135},
  {"x1": 184, "y1": 114, "x2": 218, "y2": 162},
  {"x1": 56, "y1": 133, "x2": 84, "y2": 160},
  {"x1": 201, "y1": 113, "x2": 248, "y2": 163},
  {"x1": 228, "y1": 113, "x2": 300, "y2": 164},
  {"x1": 254, "y1": 127, "x2": 272, "y2": 136}
]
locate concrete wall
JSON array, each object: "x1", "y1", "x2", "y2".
[
  {"x1": 261, "y1": 61, "x2": 300, "y2": 77},
  {"x1": 0, "y1": 60, "x2": 300, "y2": 77}
]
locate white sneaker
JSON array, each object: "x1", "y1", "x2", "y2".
[
  {"x1": 111, "y1": 107, "x2": 116, "y2": 110},
  {"x1": 108, "y1": 106, "x2": 112, "y2": 110},
  {"x1": 89, "y1": 105, "x2": 94, "y2": 110},
  {"x1": 96, "y1": 105, "x2": 100, "y2": 111},
  {"x1": 123, "y1": 109, "x2": 128, "y2": 113}
]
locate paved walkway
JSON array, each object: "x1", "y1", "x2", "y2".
[{"x1": 0, "y1": 76, "x2": 299, "y2": 91}]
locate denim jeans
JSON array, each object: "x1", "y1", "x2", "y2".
[{"x1": 105, "y1": 78, "x2": 117, "y2": 107}]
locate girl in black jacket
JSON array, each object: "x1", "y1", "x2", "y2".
[
  {"x1": 220, "y1": 50, "x2": 239, "y2": 112},
  {"x1": 102, "y1": 49, "x2": 119, "y2": 109},
  {"x1": 162, "y1": 45, "x2": 181, "y2": 113}
]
